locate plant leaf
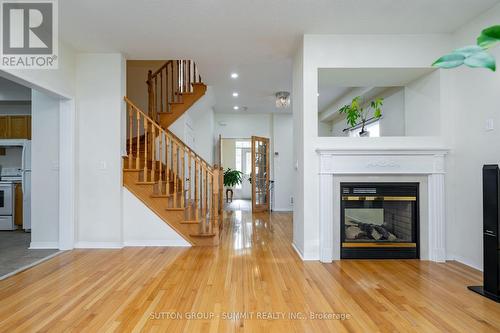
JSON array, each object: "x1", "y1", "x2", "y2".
[
  {"x1": 477, "y1": 25, "x2": 500, "y2": 49},
  {"x1": 454, "y1": 45, "x2": 483, "y2": 57},
  {"x1": 432, "y1": 52, "x2": 465, "y2": 69},
  {"x1": 464, "y1": 50, "x2": 496, "y2": 71}
]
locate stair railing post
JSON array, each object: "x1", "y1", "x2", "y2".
[
  {"x1": 173, "y1": 142, "x2": 178, "y2": 208},
  {"x1": 128, "y1": 105, "x2": 133, "y2": 169},
  {"x1": 166, "y1": 136, "x2": 171, "y2": 196},
  {"x1": 136, "y1": 111, "x2": 140, "y2": 169},
  {"x1": 143, "y1": 118, "x2": 148, "y2": 180},
  {"x1": 195, "y1": 160, "x2": 199, "y2": 221},
  {"x1": 181, "y1": 148, "x2": 185, "y2": 209},
  {"x1": 147, "y1": 70, "x2": 153, "y2": 119},
  {"x1": 212, "y1": 167, "x2": 220, "y2": 229},
  {"x1": 150, "y1": 125, "x2": 156, "y2": 182},
  {"x1": 188, "y1": 153, "x2": 192, "y2": 208},
  {"x1": 159, "y1": 132, "x2": 163, "y2": 192}
]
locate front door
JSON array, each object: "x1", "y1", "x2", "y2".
[{"x1": 251, "y1": 136, "x2": 270, "y2": 212}]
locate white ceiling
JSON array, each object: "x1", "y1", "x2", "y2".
[{"x1": 59, "y1": 0, "x2": 499, "y2": 113}]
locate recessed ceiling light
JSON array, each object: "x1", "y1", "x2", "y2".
[
  {"x1": 231, "y1": 73, "x2": 239, "y2": 79},
  {"x1": 232, "y1": 92, "x2": 239, "y2": 97},
  {"x1": 233, "y1": 106, "x2": 239, "y2": 110}
]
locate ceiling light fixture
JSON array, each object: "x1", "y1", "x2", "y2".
[
  {"x1": 232, "y1": 92, "x2": 239, "y2": 97},
  {"x1": 233, "y1": 106, "x2": 239, "y2": 110},
  {"x1": 231, "y1": 73, "x2": 239, "y2": 79},
  {"x1": 275, "y1": 91, "x2": 291, "y2": 109}
]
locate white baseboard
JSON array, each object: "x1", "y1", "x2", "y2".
[
  {"x1": 447, "y1": 254, "x2": 483, "y2": 272},
  {"x1": 292, "y1": 242, "x2": 304, "y2": 260},
  {"x1": 30, "y1": 241, "x2": 59, "y2": 249},
  {"x1": 74, "y1": 241, "x2": 123, "y2": 249},
  {"x1": 123, "y1": 240, "x2": 191, "y2": 247},
  {"x1": 271, "y1": 208, "x2": 293, "y2": 212}
]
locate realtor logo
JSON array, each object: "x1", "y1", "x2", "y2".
[{"x1": 1, "y1": 0, "x2": 58, "y2": 69}]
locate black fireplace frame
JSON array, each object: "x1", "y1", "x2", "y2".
[{"x1": 340, "y1": 182, "x2": 420, "y2": 259}]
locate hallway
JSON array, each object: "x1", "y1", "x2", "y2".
[{"x1": 0, "y1": 211, "x2": 499, "y2": 332}]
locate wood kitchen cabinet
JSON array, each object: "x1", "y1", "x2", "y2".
[
  {"x1": 0, "y1": 116, "x2": 9, "y2": 139},
  {"x1": 0, "y1": 115, "x2": 31, "y2": 139},
  {"x1": 14, "y1": 183, "x2": 23, "y2": 227}
]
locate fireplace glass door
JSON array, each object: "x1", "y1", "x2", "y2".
[{"x1": 341, "y1": 183, "x2": 419, "y2": 259}]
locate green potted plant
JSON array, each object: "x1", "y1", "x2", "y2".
[
  {"x1": 433, "y1": 25, "x2": 499, "y2": 71},
  {"x1": 223, "y1": 168, "x2": 243, "y2": 202},
  {"x1": 339, "y1": 96, "x2": 384, "y2": 137}
]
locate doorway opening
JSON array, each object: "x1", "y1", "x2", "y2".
[
  {"x1": 220, "y1": 136, "x2": 271, "y2": 213},
  {"x1": 0, "y1": 72, "x2": 71, "y2": 280}
]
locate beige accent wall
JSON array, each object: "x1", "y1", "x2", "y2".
[{"x1": 126, "y1": 60, "x2": 165, "y2": 111}]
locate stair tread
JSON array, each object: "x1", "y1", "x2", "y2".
[
  {"x1": 165, "y1": 207, "x2": 185, "y2": 211},
  {"x1": 151, "y1": 194, "x2": 171, "y2": 198},
  {"x1": 189, "y1": 233, "x2": 216, "y2": 237},
  {"x1": 181, "y1": 220, "x2": 201, "y2": 224}
]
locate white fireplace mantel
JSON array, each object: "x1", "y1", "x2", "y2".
[{"x1": 317, "y1": 148, "x2": 449, "y2": 263}]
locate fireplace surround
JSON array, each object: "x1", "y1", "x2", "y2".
[{"x1": 317, "y1": 148, "x2": 448, "y2": 263}]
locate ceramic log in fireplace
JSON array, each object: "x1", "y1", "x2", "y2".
[{"x1": 341, "y1": 183, "x2": 419, "y2": 259}]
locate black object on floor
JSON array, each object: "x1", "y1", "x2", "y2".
[{"x1": 468, "y1": 165, "x2": 500, "y2": 303}]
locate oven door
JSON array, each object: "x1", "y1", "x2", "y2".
[{"x1": 0, "y1": 184, "x2": 13, "y2": 216}]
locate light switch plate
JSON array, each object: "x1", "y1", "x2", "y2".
[{"x1": 486, "y1": 119, "x2": 494, "y2": 131}]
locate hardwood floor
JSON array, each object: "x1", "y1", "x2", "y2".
[{"x1": 0, "y1": 211, "x2": 499, "y2": 332}]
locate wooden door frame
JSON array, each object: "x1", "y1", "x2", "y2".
[{"x1": 251, "y1": 136, "x2": 270, "y2": 212}]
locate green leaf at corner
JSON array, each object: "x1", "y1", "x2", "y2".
[
  {"x1": 477, "y1": 25, "x2": 500, "y2": 49},
  {"x1": 432, "y1": 52, "x2": 465, "y2": 69},
  {"x1": 374, "y1": 109, "x2": 382, "y2": 118},
  {"x1": 454, "y1": 45, "x2": 483, "y2": 57},
  {"x1": 464, "y1": 51, "x2": 496, "y2": 71}
]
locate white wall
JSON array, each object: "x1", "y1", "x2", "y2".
[
  {"x1": 272, "y1": 114, "x2": 294, "y2": 211},
  {"x1": 122, "y1": 189, "x2": 190, "y2": 246},
  {"x1": 0, "y1": 77, "x2": 31, "y2": 101},
  {"x1": 30, "y1": 90, "x2": 60, "y2": 248},
  {"x1": 444, "y1": 4, "x2": 500, "y2": 270},
  {"x1": 0, "y1": 147, "x2": 22, "y2": 168},
  {"x1": 292, "y1": 39, "x2": 305, "y2": 255},
  {"x1": 215, "y1": 113, "x2": 273, "y2": 138},
  {"x1": 378, "y1": 88, "x2": 405, "y2": 136},
  {"x1": 75, "y1": 53, "x2": 126, "y2": 246},
  {"x1": 167, "y1": 87, "x2": 216, "y2": 164},
  {"x1": 1, "y1": 42, "x2": 76, "y2": 99},
  {"x1": 294, "y1": 34, "x2": 451, "y2": 259},
  {"x1": 405, "y1": 70, "x2": 441, "y2": 136},
  {"x1": 0, "y1": 104, "x2": 31, "y2": 115}
]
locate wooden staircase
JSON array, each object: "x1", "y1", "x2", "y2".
[
  {"x1": 147, "y1": 60, "x2": 207, "y2": 129},
  {"x1": 123, "y1": 61, "x2": 222, "y2": 246}
]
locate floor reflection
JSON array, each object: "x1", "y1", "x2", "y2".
[{"x1": 225, "y1": 208, "x2": 273, "y2": 252}]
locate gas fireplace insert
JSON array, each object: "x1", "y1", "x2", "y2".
[{"x1": 341, "y1": 183, "x2": 419, "y2": 259}]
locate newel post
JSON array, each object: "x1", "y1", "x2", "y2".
[
  {"x1": 147, "y1": 70, "x2": 153, "y2": 119},
  {"x1": 212, "y1": 166, "x2": 221, "y2": 227}
]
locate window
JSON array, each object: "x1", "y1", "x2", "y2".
[{"x1": 235, "y1": 141, "x2": 251, "y2": 189}]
